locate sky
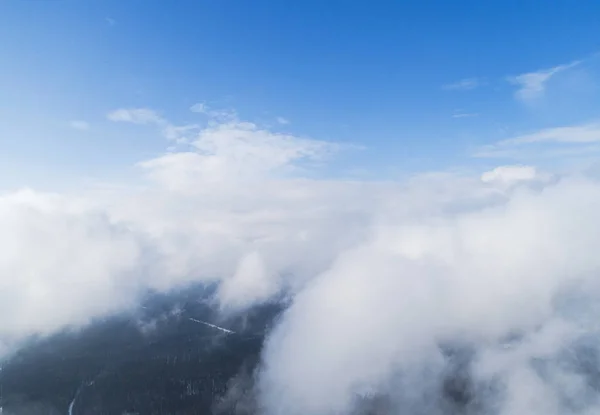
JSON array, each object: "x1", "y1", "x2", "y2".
[
  {"x1": 2, "y1": 0, "x2": 600, "y2": 188},
  {"x1": 5, "y1": 2, "x2": 600, "y2": 415}
]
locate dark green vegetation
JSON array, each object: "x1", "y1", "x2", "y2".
[{"x1": 0, "y1": 286, "x2": 281, "y2": 415}]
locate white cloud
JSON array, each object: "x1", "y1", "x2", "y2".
[
  {"x1": 69, "y1": 120, "x2": 90, "y2": 131},
  {"x1": 500, "y1": 122, "x2": 600, "y2": 146},
  {"x1": 509, "y1": 60, "x2": 580, "y2": 102},
  {"x1": 189, "y1": 102, "x2": 209, "y2": 113},
  {"x1": 276, "y1": 117, "x2": 290, "y2": 125},
  {"x1": 217, "y1": 251, "x2": 278, "y2": 310},
  {"x1": 259, "y1": 176, "x2": 600, "y2": 415},
  {"x1": 107, "y1": 108, "x2": 164, "y2": 125},
  {"x1": 0, "y1": 189, "x2": 148, "y2": 345},
  {"x1": 442, "y1": 77, "x2": 484, "y2": 91},
  {"x1": 475, "y1": 122, "x2": 600, "y2": 159},
  {"x1": 190, "y1": 102, "x2": 237, "y2": 122},
  {"x1": 138, "y1": 119, "x2": 336, "y2": 190},
  {"x1": 480, "y1": 165, "x2": 553, "y2": 191},
  {"x1": 5, "y1": 107, "x2": 600, "y2": 415},
  {"x1": 162, "y1": 124, "x2": 199, "y2": 143},
  {"x1": 108, "y1": 107, "x2": 198, "y2": 143},
  {"x1": 452, "y1": 110, "x2": 479, "y2": 118},
  {"x1": 481, "y1": 164, "x2": 537, "y2": 184}
]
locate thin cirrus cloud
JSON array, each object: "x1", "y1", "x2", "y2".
[
  {"x1": 69, "y1": 120, "x2": 90, "y2": 131},
  {"x1": 497, "y1": 122, "x2": 600, "y2": 145},
  {"x1": 107, "y1": 108, "x2": 165, "y2": 125},
  {"x1": 452, "y1": 110, "x2": 479, "y2": 118},
  {"x1": 508, "y1": 60, "x2": 581, "y2": 102},
  {"x1": 5, "y1": 105, "x2": 600, "y2": 414},
  {"x1": 442, "y1": 77, "x2": 485, "y2": 91},
  {"x1": 443, "y1": 56, "x2": 585, "y2": 103},
  {"x1": 107, "y1": 107, "x2": 200, "y2": 144},
  {"x1": 189, "y1": 102, "x2": 238, "y2": 122},
  {"x1": 474, "y1": 121, "x2": 600, "y2": 159}
]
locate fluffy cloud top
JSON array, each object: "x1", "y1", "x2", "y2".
[{"x1": 260, "y1": 176, "x2": 600, "y2": 415}]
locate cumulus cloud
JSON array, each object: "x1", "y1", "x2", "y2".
[
  {"x1": 0, "y1": 189, "x2": 150, "y2": 351},
  {"x1": 260, "y1": 177, "x2": 600, "y2": 415},
  {"x1": 4, "y1": 107, "x2": 600, "y2": 415},
  {"x1": 480, "y1": 165, "x2": 544, "y2": 187}
]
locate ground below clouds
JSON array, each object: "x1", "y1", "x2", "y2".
[{"x1": 0, "y1": 285, "x2": 280, "y2": 415}]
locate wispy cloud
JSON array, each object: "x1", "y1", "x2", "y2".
[
  {"x1": 474, "y1": 121, "x2": 600, "y2": 159},
  {"x1": 107, "y1": 108, "x2": 197, "y2": 144},
  {"x1": 452, "y1": 110, "x2": 479, "y2": 119},
  {"x1": 442, "y1": 77, "x2": 484, "y2": 91},
  {"x1": 499, "y1": 122, "x2": 600, "y2": 145},
  {"x1": 139, "y1": 113, "x2": 337, "y2": 189},
  {"x1": 190, "y1": 102, "x2": 237, "y2": 122},
  {"x1": 508, "y1": 60, "x2": 580, "y2": 102},
  {"x1": 189, "y1": 102, "x2": 209, "y2": 114},
  {"x1": 276, "y1": 117, "x2": 290, "y2": 125},
  {"x1": 69, "y1": 120, "x2": 90, "y2": 131},
  {"x1": 107, "y1": 108, "x2": 164, "y2": 125}
]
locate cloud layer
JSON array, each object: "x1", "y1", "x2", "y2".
[
  {"x1": 3, "y1": 108, "x2": 600, "y2": 415},
  {"x1": 260, "y1": 176, "x2": 600, "y2": 415}
]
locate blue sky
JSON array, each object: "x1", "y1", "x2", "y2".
[{"x1": 2, "y1": 0, "x2": 600, "y2": 188}]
